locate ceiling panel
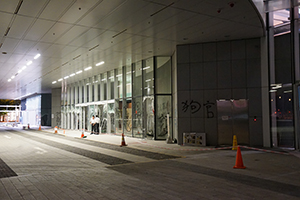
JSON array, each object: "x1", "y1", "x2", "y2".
[
  {"x1": 58, "y1": 0, "x2": 99, "y2": 24},
  {"x1": 69, "y1": 28, "x2": 106, "y2": 47},
  {"x1": 24, "y1": 19, "x2": 56, "y2": 41},
  {"x1": 39, "y1": 0, "x2": 75, "y2": 21},
  {"x1": 18, "y1": 0, "x2": 48, "y2": 17},
  {"x1": 78, "y1": 0, "x2": 125, "y2": 27},
  {"x1": 8, "y1": 15, "x2": 34, "y2": 39},
  {"x1": 55, "y1": 25, "x2": 90, "y2": 45},
  {"x1": 0, "y1": 0, "x2": 19, "y2": 13},
  {"x1": 0, "y1": 12, "x2": 14, "y2": 36},
  {"x1": 39, "y1": 22, "x2": 73, "y2": 43},
  {"x1": 26, "y1": 42, "x2": 52, "y2": 57},
  {"x1": 13, "y1": 40, "x2": 36, "y2": 54},
  {"x1": 92, "y1": 0, "x2": 149, "y2": 30},
  {"x1": 1, "y1": 38, "x2": 20, "y2": 53},
  {"x1": 0, "y1": 0, "x2": 265, "y2": 99}
]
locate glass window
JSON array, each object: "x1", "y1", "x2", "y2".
[
  {"x1": 143, "y1": 58, "x2": 154, "y2": 95},
  {"x1": 126, "y1": 65, "x2": 132, "y2": 97},
  {"x1": 156, "y1": 57, "x2": 171, "y2": 94},
  {"x1": 108, "y1": 70, "x2": 114, "y2": 100},
  {"x1": 116, "y1": 68, "x2": 123, "y2": 98},
  {"x1": 101, "y1": 73, "x2": 107, "y2": 100},
  {"x1": 132, "y1": 97, "x2": 143, "y2": 138},
  {"x1": 124, "y1": 98, "x2": 132, "y2": 136},
  {"x1": 270, "y1": 8, "x2": 294, "y2": 148},
  {"x1": 156, "y1": 95, "x2": 172, "y2": 140},
  {"x1": 143, "y1": 96, "x2": 155, "y2": 139},
  {"x1": 115, "y1": 99, "x2": 123, "y2": 134},
  {"x1": 132, "y1": 61, "x2": 142, "y2": 97}
]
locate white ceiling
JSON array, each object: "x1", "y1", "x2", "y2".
[{"x1": 0, "y1": 0, "x2": 264, "y2": 99}]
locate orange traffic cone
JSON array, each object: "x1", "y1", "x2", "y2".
[
  {"x1": 39, "y1": 125, "x2": 41, "y2": 131},
  {"x1": 81, "y1": 130, "x2": 86, "y2": 138},
  {"x1": 54, "y1": 126, "x2": 58, "y2": 133},
  {"x1": 233, "y1": 146, "x2": 246, "y2": 169},
  {"x1": 63, "y1": 130, "x2": 65, "y2": 135},
  {"x1": 120, "y1": 133, "x2": 127, "y2": 147}
]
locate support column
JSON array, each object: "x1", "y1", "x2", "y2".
[
  {"x1": 291, "y1": 5, "x2": 300, "y2": 149},
  {"x1": 267, "y1": 11, "x2": 277, "y2": 147}
]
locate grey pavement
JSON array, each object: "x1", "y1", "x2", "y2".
[{"x1": 0, "y1": 126, "x2": 300, "y2": 199}]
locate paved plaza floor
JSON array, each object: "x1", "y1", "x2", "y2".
[{"x1": 0, "y1": 126, "x2": 300, "y2": 199}]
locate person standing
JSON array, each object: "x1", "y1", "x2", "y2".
[
  {"x1": 95, "y1": 115, "x2": 100, "y2": 135},
  {"x1": 90, "y1": 115, "x2": 95, "y2": 134}
]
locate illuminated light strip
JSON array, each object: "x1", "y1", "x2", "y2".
[
  {"x1": 96, "y1": 61, "x2": 104, "y2": 66},
  {"x1": 84, "y1": 66, "x2": 92, "y2": 71},
  {"x1": 34, "y1": 54, "x2": 40, "y2": 59}
]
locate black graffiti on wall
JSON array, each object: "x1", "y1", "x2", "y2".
[{"x1": 181, "y1": 100, "x2": 215, "y2": 118}]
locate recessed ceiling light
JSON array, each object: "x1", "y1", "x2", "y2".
[
  {"x1": 84, "y1": 66, "x2": 92, "y2": 71},
  {"x1": 96, "y1": 61, "x2": 105, "y2": 66},
  {"x1": 76, "y1": 70, "x2": 83, "y2": 74},
  {"x1": 34, "y1": 54, "x2": 40, "y2": 59}
]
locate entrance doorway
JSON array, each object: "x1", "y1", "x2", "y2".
[{"x1": 217, "y1": 99, "x2": 249, "y2": 145}]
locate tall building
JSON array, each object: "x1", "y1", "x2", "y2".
[{"x1": 0, "y1": 0, "x2": 299, "y2": 149}]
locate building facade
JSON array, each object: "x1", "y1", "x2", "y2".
[{"x1": 50, "y1": 2, "x2": 300, "y2": 149}]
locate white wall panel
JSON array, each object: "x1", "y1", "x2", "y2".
[
  {"x1": 217, "y1": 61, "x2": 231, "y2": 89},
  {"x1": 232, "y1": 60, "x2": 247, "y2": 88},
  {"x1": 190, "y1": 63, "x2": 203, "y2": 90},
  {"x1": 203, "y1": 62, "x2": 217, "y2": 89},
  {"x1": 203, "y1": 43, "x2": 216, "y2": 62},
  {"x1": 177, "y1": 63, "x2": 190, "y2": 91},
  {"x1": 231, "y1": 40, "x2": 246, "y2": 60},
  {"x1": 217, "y1": 41, "x2": 231, "y2": 61}
]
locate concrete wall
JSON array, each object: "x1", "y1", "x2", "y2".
[
  {"x1": 51, "y1": 88, "x2": 61, "y2": 128},
  {"x1": 41, "y1": 94, "x2": 52, "y2": 126},
  {"x1": 176, "y1": 38, "x2": 263, "y2": 146}
]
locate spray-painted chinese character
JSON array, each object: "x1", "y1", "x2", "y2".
[
  {"x1": 182, "y1": 100, "x2": 201, "y2": 114},
  {"x1": 204, "y1": 101, "x2": 215, "y2": 118}
]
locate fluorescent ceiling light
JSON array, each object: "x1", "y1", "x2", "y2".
[
  {"x1": 34, "y1": 54, "x2": 40, "y2": 59},
  {"x1": 11, "y1": 75, "x2": 15, "y2": 79},
  {"x1": 143, "y1": 66, "x2": 150, "y2": 70},
  {"x1": 109, "y1": 76, "x2": 114, "y2": 79},
  {"x1": 70, "y1": 73, "x2": 75, "y2": 77},
  {"x1": 96, "y1": 61, "x2": 105, "y2": 66},
  {"x1": 52, "y1": 81, "x2": 57, "y2": 84},
  {"x1": 58, "y1": 78, "x2": 63, "y2": 82},
  {"x1": 22, "y1": 66, "x2": 26, "y2": 70},
  {"x1": 84, "y1": 66, "x2": 92, "y2": 71},
  {"x1": 76, "y1": 70, "x2": 83, "y2": 74},
  {"x1": 27, "y1": 61, "x2": 32, "y2": 66},
  {"x1": 8, "y1": 79, "x2": 11, "y2": 82},
  {"x1": 18, "y1": 69, "x2": 22, "y2": 73},
  {"x1": 64, "y1": 76, "x2": 69, "y2": 79},
  {"x1": 116, "y1": 74, "x2": 122, "y2": 77}
]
